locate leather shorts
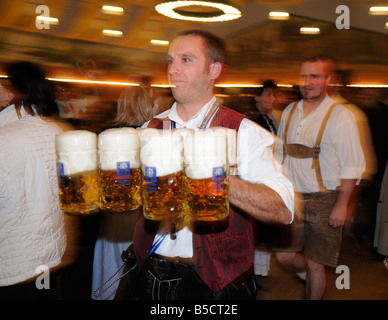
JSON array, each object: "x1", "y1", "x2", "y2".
[{"x1": 139, "y1": 254, "x2": 256, "y2": 300}]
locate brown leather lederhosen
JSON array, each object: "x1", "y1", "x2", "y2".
[{"x1": 282, "y1": 101, "x2": 337, "y2": 192}]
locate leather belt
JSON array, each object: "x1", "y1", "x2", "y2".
[
  {"x1": 156, "y1": 254, "x2": 194, "y2": 264},
  {"x1": 284, "y1": 143, "x2": 320, "y2": 159}
]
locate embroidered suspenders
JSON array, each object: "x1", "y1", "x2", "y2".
[{"x1": 282, "y1": 101, "x2": 337, "y2": 191}]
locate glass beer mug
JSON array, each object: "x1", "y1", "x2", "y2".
[
  {"x1": 140, "y1": 128, "x2": 186, "y2": 220},
  {"x1": 56, "y1": 130, "x2": 99, "y2": 215},
  {"x1": 98, "y1": 128, "x2": 142, "y2": 213},
  {"x1": 184, "y1": 128, "x2": 229, "y2": 221}
]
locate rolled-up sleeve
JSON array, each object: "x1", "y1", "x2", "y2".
[
  {"x1": 237, "y1": 118, "x2": 295, "y2": 223},
  {"x1": 334, "y1": 108, "x2": 366, "y2": 182}
]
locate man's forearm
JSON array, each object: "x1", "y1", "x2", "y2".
[
  {"x1": 329, "y1": 179, "x2": 358, "y2": 227},
  {"x1": 228, "y1": 175, "x2": 292, "y2": 224}
]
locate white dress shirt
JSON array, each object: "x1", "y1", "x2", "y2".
[
  {"x1": 142, "y1": 96, "x2": 295, "y2": 258},
  {"x1": 275, "y1": 94, "x2": 366, "y2": 193}
]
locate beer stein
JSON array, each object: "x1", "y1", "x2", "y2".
[
  {"x1": 140, "y1": 128, "x2": 186, "y2": 220},
  {"x1": 210, "y1": 127, "x2": 237, "y2": 168},
  {"x1": 184, "y1": 129, "x2": 229, "y2": 221},
  {"x1": 56, "y1": 130, "x2": 99, "y2": 215},
  {"x1": 98, "y1": 128, "x2": 141, "y2": 213}
]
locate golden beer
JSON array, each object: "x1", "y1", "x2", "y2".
[
  {"x1": 142, "y1": 170, "x2": 186, "y2": 220},
  {"x1": 185, "y1": 170, "x2": 229, "y2": 221},
  {"x1": 56, "y1": 130, "x2": 99, "y2": 215},
  {"x1": 58, "y1": 169, "x2": 100, "y2": 215},
  {"x1": 98, "y1": 128, "x2": 141, "y2": 213},
  {"x1": 140, "y1": 129, "x2": 186, "y2": 220},
  {"x1": 99, "y1": 167, "x2": 141, "y2": 212},
  {"x1": 184, "y1": 129, "x2": 229, "y2": 221}
]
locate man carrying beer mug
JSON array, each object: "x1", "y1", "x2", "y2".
[{"x1": 133, "y1": 29, "x2": 295, "y2": 300}]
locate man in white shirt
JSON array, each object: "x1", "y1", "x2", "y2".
[
  {"x1": 274, "y1": 55, "x2": 366, "y2": 300},
  {"x1": 133, "y1": 29, "x2": 294, "y2": 300}
]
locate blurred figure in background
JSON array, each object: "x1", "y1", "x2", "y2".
[
  {"x1": 91, "y1": 85, "x2": 155, "y2": 300},
  {"x1": 274, "y1": 55, "x2": 365, "y2": 300},
  {"x1": 373, "y1": 90, "x2": 388, "y2": 270},
  {"x1": 55, "y1": 82, "x2": 87, "y2": 121},
  {"x1": 0, "y1": 62, "x2": 67, "y2": 299},
  {"x1": 375, "y1": 160, "x2": 388, "y2": 270},
  {"x1": 253, "y1": 79, "x2": 280, "y2": 135},
  {"x1": 113, "y1": 85, "x2": 155, "y2": 127},
  {"x1": 251, "y1": 80, "x2": 280, "y2": 280}
]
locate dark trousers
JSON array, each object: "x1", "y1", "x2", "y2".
[{"x1": 139, "y1": 254, "x2": 256, "y2": 300}]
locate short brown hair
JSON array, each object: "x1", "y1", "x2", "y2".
[
  {"x1": 302, "y1": 54, "x2": 335, "y2": 75},
  {"x1": 176, "y1": 29, "x2": 226, "y2": 64}
]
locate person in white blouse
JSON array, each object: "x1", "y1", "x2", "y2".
[
  {"x1": 133, "y1": 29, "x2": 295, "y2": 300},
  {"x1": 0, "y1": 62, "x2": 66, "y2": 299},
  {"x1": 274, "y1": 55, "x2": 366, "y2": 300}
]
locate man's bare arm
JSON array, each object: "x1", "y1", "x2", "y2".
[{"x1": 228, "y1": 175, "x2": 292, "y2": 225}]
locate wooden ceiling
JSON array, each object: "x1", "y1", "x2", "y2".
[{"x1": 0, "y1": 0, "x2": 387, "y2": 86}]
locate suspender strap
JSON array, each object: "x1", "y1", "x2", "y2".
[
  {"x1": 282, "y1": 101, "x2": 338, "y2": 191},
  {"x1": 282, "y1": 101, "x2": 298, "y2": 164},
  {"x1": 312, "y1": 102, "x2": 337, "y2": 191}
]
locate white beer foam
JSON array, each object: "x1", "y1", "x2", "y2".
[
  {"x1": 210, "y1": 127, "x2": 237, "y2": 166},
  {"x1": 184, "y1": 129, "x2": 227, "y2": 179},
  {"x1": 98, "y1": 128, "x2": 140, "y2": 170},
  {"x1": 140, "y1": 128, "x2": 184, "y2": 177},
  {"x1": 56, "y1": 130, "x2": 98, "y2": 175}
]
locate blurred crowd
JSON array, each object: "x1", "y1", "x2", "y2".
[{"x1": 0, "y1": 57, "x2": 387, "y2": 300}]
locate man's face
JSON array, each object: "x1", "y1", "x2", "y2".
[
  {"x1": 167, "y1": 35, "x2": 220, "y2": 105},
  {"x1": 55, "y1": 84, "x2": 71, "y2": 101},
  {"x1": 299, "y1": 61, "x2": 330, "y2": 102}
]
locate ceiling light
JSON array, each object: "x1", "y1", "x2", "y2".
[
  {"x1": 155, "y1": 1, "x2": 241, "y2": 22},
  {"x1": 268, "y1": 11, "x2": 289, "y2": 20},
  {"x1": 369, "y1": 6, "x2": 388, "y2": 15},
  {"x1": 48, "y1": 77, "x2": 138, "y2": 86},
  {"x1": 102, "y1": 5, "x2": 124, "y2": 15},
  {"x1": 102, "y1": 29, "x2": 123, "y2": 37},
  {"x1": 300, "y1": 27, "x2": 320, "y2": 34},
  {"x1": 151, "y1": 39, "x2": 170, "y2": 46},
  {"x1": 36, "y1": 16, "x2": 59, "y2": 24}
]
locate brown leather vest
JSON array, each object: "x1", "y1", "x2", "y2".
[{"x1": 133, "y1": 106, "x2": 255, "y2": 293}]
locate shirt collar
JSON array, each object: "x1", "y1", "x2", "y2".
[
  {"x1": 0, "y1": 104, "x2": 21, "y2": 127},
  {"x1": 156, "y1": 96, "x2": 217, "y2": 128},
  {"x1": 0, "y1": 104, "x2": 37, "y2": 127},
  {"x1": 298, "y1": 94, "x2": 333, "y2": 113}
]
